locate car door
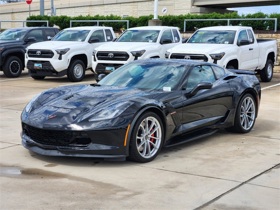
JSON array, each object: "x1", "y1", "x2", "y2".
[
  {"x1": 159, "y1": 29, "x2": 178, "y2": 57},
  {"x1": 237, "y1": 29, "x2": 257, "y2": 69},
  {"x1": 176, "y1": 64, "x2": 233, "y2": 133}
]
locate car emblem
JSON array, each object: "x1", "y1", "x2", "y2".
[
  {"x1": 108, "y1": 53, "x2": 114, "y2": 58},
  {"x1": 48, "y1": 114, "x2": 57, "y2": 119},
  {"x1": 184, "y1": 55, "x2": 191, "y2": 59},
  {"x1": 36, "y1": 51, "x2": 41, "y2": 56}
]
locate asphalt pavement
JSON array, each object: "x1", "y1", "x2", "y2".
[{"x1": 0, "y1": 71, "x2": 279, "y2": 210}]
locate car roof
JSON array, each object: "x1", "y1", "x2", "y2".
[
  {"x1": 64, "y1": 26, "x2": 112, "y2": 30},
  {"x1": 128, "y1": 26, "x2": 179, "y2": 30},
  {"x1": 198, "y1": 26, "x2": 253, "y2": 31}
]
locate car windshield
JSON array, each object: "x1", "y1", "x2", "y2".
[
  {"x1": 52, "y1": 29, "x2": 90, "y2": 41},
  {"x1": 98, "y1": 61, "x2": 186, "y2": 91},
  {"x1": 117, "y1": 30, "x2": 160, "y2": 43},
  {"x1": 0, "y1": 28, "x2": 28, "y2": 41},
  {"x1": 188, "y1": 30, "x2": 236, "y2": 44}
]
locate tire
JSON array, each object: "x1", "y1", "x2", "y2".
[
  {"x1": 67, "y1": 60, "x2": 85, "y2": 82},
  {"x1": 31, "y1": 76, "x2": 45, "y2": 80},
  {"x1": 260, "y1": 59, "x2": 273, "y2": 82},
  {"x1": 230, "y1": 94, "x2": 257, "y2": 133},
  {"x1": 3, "y1": 56, "x2": 23, "y2": 78},
  {"x1": 129, "y1": 112, "x2": 164, "y2": 163}
]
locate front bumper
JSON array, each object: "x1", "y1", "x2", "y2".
[
  {"x1": 21, "y1": 123, "x2": 128, "y2": 159},
  {"x1": 26, "y1": 59, "x2": 69, "y2": 77}
]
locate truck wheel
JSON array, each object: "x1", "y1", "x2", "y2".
[
  {"x1": 260, "y1": 59, "x2": 273, "y2": 82},
  {"x1": 3, "y1": 56, "x2": 23, "y2": 78},
  {"x1": 67, "y1": 60, "x2": 85, "y2": 82}
]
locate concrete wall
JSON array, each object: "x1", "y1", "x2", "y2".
[{"x1": 0, "y1": 0, "x2": 230, "y2": 29}]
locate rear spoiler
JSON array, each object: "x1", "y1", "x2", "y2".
[{"x1": 228, "y1": 69, "x2": 256, "y2": 75}]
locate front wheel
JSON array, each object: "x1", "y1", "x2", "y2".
[
  {"x1": 3, "y1": 56, "x2": 23, "y2": 78},
  {"x1": 260, "y1": 59, "x2": 273, "y2": 82},
  {"x1": 129, "y1": 112, "x2": 164, "y2": 163},
  {"x1": 67, "y1": 60, "x2": 85, "y2": 82},
  {"x1": 231, "y1": 94, "x2": 257, "y2": 133}
]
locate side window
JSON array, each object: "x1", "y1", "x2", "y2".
[
  {"x1": 160, "y1": 29, "x2": 173, "y2": 43},
  {"x1": 27, "y1": 29, "x2": 43, "y2": 41},
  {"x1": 172, "y1": 29, "x2": 180, "y2": 43},
  {"x1": 238, "y1": 30, "x2": 248, "y2": 43},
  {"x1": 90, "y1": 30, "x2": 105, "y2": 42},
  {"x1": 247, "y1": 29, "x2": 255, "y2": 44},
  {"x1": 212, "y1": 65, "x2": 225, "y2": 79},
  {"x1": 185, "y1": 65, "x2": 216, "y2": 91},
  {"x1": 105, "y1": 29, "x2": 113, "y2": 41},
  {"x1": 45, "y1": 29, "x2": 56, "y2": 40}
]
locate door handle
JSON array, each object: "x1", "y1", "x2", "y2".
[{"x1": 249, "y1": 48, "x2": 253, "y2": 51}]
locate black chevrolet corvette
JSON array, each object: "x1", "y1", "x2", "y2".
[{"x1": 21, "y1": 59, "x2": 261, "y2": 162}]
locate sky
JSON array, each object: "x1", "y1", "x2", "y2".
[{"x1": 230, "y1": 5, "x2": 280, "y2": 15}]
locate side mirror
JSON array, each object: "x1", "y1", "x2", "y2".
[
  {"x1": 47, "y1": 36, "x2": 52, "y2": 40},
  {"x1": 96, "y1": 74, "x2": 106, "y2": 81},
  {"x1": 89, "y1": 38, "x2": 100, "y2": 43},
  {"x1": 238, "y1": 40, "x2": 250, "y2": 46},
  {"x1": 160, "y1": 39, "x2": 173, "y2": 44},
  {"x1": 25, "y1": 37, "x2": 36, "y2": 43},
  {"x1": 187, "y1": 82, "x2": 213, "y2": 97}
]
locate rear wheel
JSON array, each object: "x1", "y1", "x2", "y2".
[
  {"x1": 3, "y1": 56, "x2": 23, "y2": 78},
  {"x1": 260, "y1": 59, "x2": 273, "y2": 82},
  {"x1": 129, "y1": 112, "x2": 164, "y2": 163},
  {"x1": 67, "y1": 60, "x2": 85, "y2": 82},
  {"x1": 230, "y1": 94, "x2": 256, "y2": 133}
]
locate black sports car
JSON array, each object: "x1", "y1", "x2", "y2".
[{"x1": 21, "y1": 59, "x2": 261, "y2": 163}]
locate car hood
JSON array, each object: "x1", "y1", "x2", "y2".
[
  {"x1": 0, "y1": 40, "x2": 23, "y2": 47},
  {"x1": 169, "y1": 43, "x2": 234, "y2": 54},
  {"x1": 22, "y1": 84, "x2": 168, "y2": 129},
  {"x1": 96, "y1": 42, "x2": 156, "y2": 52},
  {"x1": 27, "y1": 41, "x2": 87, "y2": 50}
]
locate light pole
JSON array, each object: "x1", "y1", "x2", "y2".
[
  {"x1": 154, "y1": 0, "x2": 158, "y2": 19},
  {"x1": 40, "y1": 0, "x2": 44, "y2": 16},
  {"x1": 149, "y1": 0, "x2": 162, "y2": 26}
]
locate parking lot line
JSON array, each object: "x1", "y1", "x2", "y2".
[{"x1": 261, "y1": 83, "x2": 280, "y2": 90}]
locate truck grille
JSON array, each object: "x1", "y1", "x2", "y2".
[
  {"x1": 22, "y1": 123, "x2": 90, "y2": 146},
  {"x1": 28, "y1": 49, "x2": 54, "y2": 58},
  {"x1": 170, "y1": 53, "x2": 208, "y2": 62},
  {"x1": 96, "y1": 51, "x2": 129, "y2": 61}
]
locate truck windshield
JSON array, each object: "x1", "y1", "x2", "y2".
[
  {"x1": 188, "y1": 30, "x2": 236, "y2": 44},
  {"x1": 52, "y1": 30, "x2": 90, "y2": 42},
  {"x1": 117, "y1": 30, "x2": 160, "y2": 43},
  {"x1": 0, "y1": 28, "x2": 28, "y2": 41}
]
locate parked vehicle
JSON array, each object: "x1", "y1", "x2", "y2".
[
  {"x1": 166, "y1": 26, "x2": 277, "y2": 82},
  {"x1": 21, "y1": 59, "x2": 260, "y2": 163},
  {"x1": 0, "y1": 27, "x2": 59, "y2": 77},
  {"x1": 92, "y1": 26, "x2": 182, "y2": 76},
  {"x1": 25, "y1": 26, "x2": 116, "y2": 82}
]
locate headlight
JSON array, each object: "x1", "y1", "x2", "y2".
[
  {"x1": 55, "y1": 48, "x2": 70, "y2": 55},
  {"x1": 210, "y1": 52, "x2": 225, "y2": 61},
  {"x1": 89, "y1": 102, "x2": 133, "y2": 122},
  {"x1": 24, "y1": 93, "x2": 41, "y2": 113},
  {"x1": 56, "y1": 48, "x2": 70, "y2": 60},
  {"x1": 131, "y1": 50, "x2": 146, "y2": 60}
]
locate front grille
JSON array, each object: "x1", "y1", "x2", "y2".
[
  {"x1": 170, "y1": 53, "x2": 208, "y2": 62},
  {"x1": 28, "y1": 49, "x2": 54, "y2": 58},
  {"x1": 22, "y1": 123, "x2": 90, "y2": 146},
  {"x1": 96, "y1": 51, "x2": 129, "y2": 61}
]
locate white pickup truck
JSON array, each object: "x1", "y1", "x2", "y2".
[
  {"x1": 166, "y1": 26, "x2": 277, "y2": 82},
  {"x1": 26, "y1": 26, "x2": 115, "y2": 82},
  {"x1": 92, "y1": 26, "x2": 182, "y2": 75}
]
